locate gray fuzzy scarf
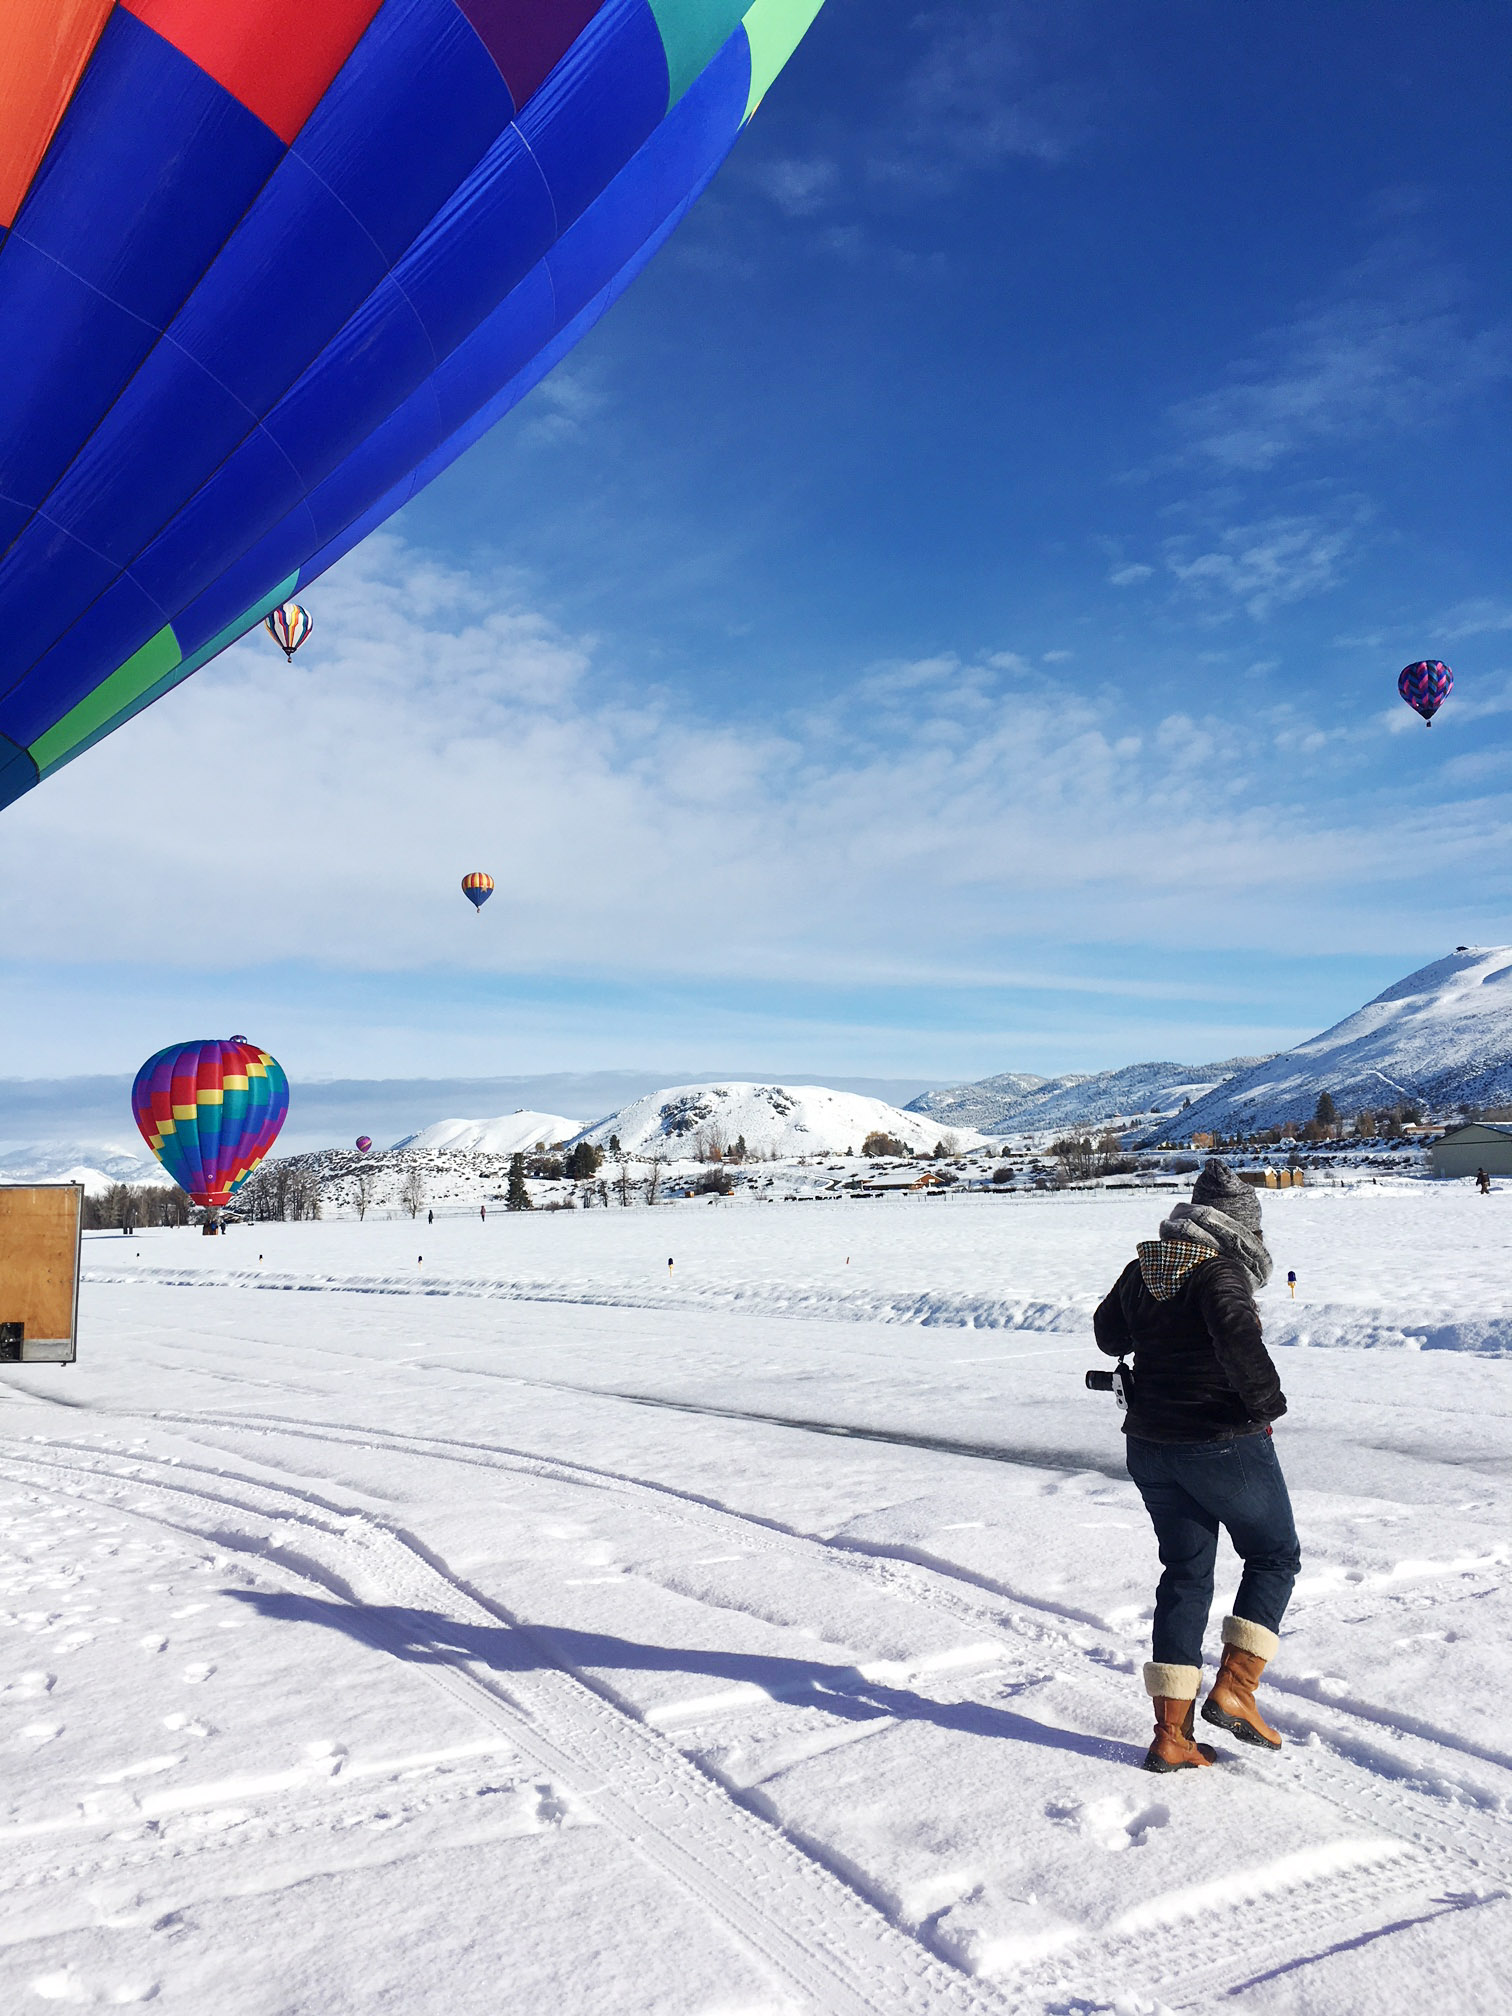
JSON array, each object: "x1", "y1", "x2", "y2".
[{"x1": 1158, "y1": 1200, "x2": 1274, "y2": 1289}]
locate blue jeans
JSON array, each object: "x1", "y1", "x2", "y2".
[{"x1": 1125, "y1": 1432, "x2": 1300, "y2": 1668}]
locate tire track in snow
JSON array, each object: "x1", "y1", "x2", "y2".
[
  {"x1": 128, "y1": 1406, "x2": 1512, "y2": 1802},
  {"x1": 0, "y1": 1438, "x2": 1003, "y2": 2016},
  {"x1": 96, "y1": 1408, "x2": 1512, "y2": 2009}
]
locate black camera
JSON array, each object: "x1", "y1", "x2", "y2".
[{"x1": 1086, "y1": 1362, "x2": 1134, "y2": 1410}]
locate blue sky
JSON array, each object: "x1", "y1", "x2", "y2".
[{"x1": 1, "y1": 0, "x2": 1509, "y2": 1092}]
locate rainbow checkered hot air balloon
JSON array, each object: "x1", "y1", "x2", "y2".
[
  {"x1": 1398, "y1": 660, "x2": 1453, "y2": 726},
  {"x1": 0, "y1": 0, "x2": 830, "y2": 819},
  {"x1": 132, "y1": 1037, "x2": 289, "y2": 1209},
  {"x1": 263, "y1": 599, "x2": 313, "y2": 661},
  {"x1": 461, "y1": 870, "x2": 494, "y2": 913}
]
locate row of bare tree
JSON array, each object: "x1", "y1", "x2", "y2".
[{"x1": 83, "y1": 1182, "x2": 194, "y2": 1231}]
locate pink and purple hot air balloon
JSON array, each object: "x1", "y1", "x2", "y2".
[
  {"x1": 1398, "y1": 660, "x2": 1453, "y2": 726},
  {"x1": 355, "y1": 1136, "x2": 372, "y2": 1153}
]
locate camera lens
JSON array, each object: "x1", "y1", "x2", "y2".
[{"x1": 1085, "y1": 1369, "x2": 1114, "y2": 1391}]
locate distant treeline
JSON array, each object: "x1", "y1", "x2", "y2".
[{"x1": 84, "y1": 1182, "x2": 193, "y2": 1230}]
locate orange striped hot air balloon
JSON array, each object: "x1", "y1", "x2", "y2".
[{"x1": 461, "y1": 871, "x2": 494, "y2": 914}]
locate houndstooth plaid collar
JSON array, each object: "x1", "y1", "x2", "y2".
[{"x1": 1136, "y1": 1237, "x2": 1216, "y2": 1302}]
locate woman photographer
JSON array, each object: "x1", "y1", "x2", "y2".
[{"x1": 1094, "y1": 1157, "x2": 1300, "y2": 1773}]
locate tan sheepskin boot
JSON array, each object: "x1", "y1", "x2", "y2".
[
  {"x1": 1201, "y1": 1617, "x2": 1282, "y2": 1750},
  {"x1": 1142, "y1": 1664, "x2": 1216, "y2": 1773}
]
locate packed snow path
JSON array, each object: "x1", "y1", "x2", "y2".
[{"x1": 3, "y1": 1191, "x2": 1511, "y2": 2011}]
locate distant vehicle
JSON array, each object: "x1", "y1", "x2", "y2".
[
  {"x1": 461, "y1": 871, "x2": 495, "y2": 913},
  {"x1": 1398, "y1": 660, "x2": 1453, "y2": 726}
]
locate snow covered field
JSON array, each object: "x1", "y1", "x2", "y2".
[{"x1": 3, "y1": 1188, "x2": 1510, "y2": 2012}]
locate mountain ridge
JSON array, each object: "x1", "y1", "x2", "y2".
[{"x1": 1147, "y1": 949, "x2": 1512, "y2": 1141}]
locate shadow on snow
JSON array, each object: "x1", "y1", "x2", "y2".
[{"x1": 229, "y1": 1587, "x2": 1142, "y2": 1768}]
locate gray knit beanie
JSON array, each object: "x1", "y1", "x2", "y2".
[{"x1": 1190, "y1": 1156, "x2": 1262, "y2": 1236}]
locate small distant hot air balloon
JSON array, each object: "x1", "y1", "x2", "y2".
[
  {"x1": 461, "y1": 872, "x2": 495, "y2": 914},
  {"x1": 356, "y1": 1136, "x2": 373, "y2": 1153},
  {"x1": 132, "y1": 1038, "x2": 289, "y2": 1211},
  {"x1": 1398, "y1": 660, "x2": 1453, "y2": 726},
  {"x1": 264, "y1": 601, "x2": 313, "y2": 662}
]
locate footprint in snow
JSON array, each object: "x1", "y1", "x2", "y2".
[
  {"x1": 180, "y1": 1663, "x2": 215, "y2": 1685},
  {"x1": 29, "y1": 1970, "x2": 89, "y2": 2003},
  {"x1": 1046, "y1": 1792, "x2": 1169, "y2": 1851},
  {"x1": 18, "y1": 1721, "x2": 63, "y2": 1747},
  {"x1": 137, "y1": 1636, "x2": 167, "y2": 1654},
  {"x1": 160, "y1": 1714, "x2": 208, "y2": 1737},
  {"x1": 0, "y1": 1671, "x2": 55, "y2": 1702}
]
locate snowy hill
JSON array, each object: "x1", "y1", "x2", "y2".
[
  {"x1": 1150, "y1": 947, "x2": 1512, "y2": 1139},
  {"x1": 906, "y1": 1071, "x2": 1051, "y2": 1128},
  {"x1": 390, "y1": 1111, "x2": 579, "y2": 1155},
  {"x1": 574, "y1": 1082, "x2": 983, "y2": 1158},
  {"x1": 909, "y1": 1059, "x2": 1269, "y2": 1135},
  {"x1": 0, "y1": 1140, "x2": 170, "y2": 1194}
]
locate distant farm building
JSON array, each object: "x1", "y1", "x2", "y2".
[{"x1": 1429, "y1": 1123, "x2": 1512, "y2": 1178}]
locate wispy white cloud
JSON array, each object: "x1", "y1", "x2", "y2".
[
  {"x1": 1169, "y1": 262, "x2": 1510, "y2": 473},
  {"x1": 750, "y1": 156, "x2": 840, "y2": 218},
  {"x1": 1162, "y1": 512, "x2": 1359, "y2": 620},
  {"x1": 1438, "y1": 597, "x2": 1512, "y2": 641},
  {"x1": 2, "y1": 531, "x2": 1504, "y2": 1023},
  {"x1": 883, "y1": 6, "x2": 1099, "y2": 183},
  {"x1": 1107, "y1": 562, "x2": 1153, "y2": 586}
]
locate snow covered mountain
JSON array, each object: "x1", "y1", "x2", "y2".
[
  {"x1": 574, "y1": 1083, "x2": 983, "y2": 1158},
  {"x1": 390, "y1": 1111, "x2": 579, "y2": 1155},
  {"x1": 1150, "y1": 947, "x2": 1512, "y2": 1139},
  {"x1": 908, "y1": 1059, "x2": 1268, "y2": 1136},
  {"x1": 906, "y1": 1071, "x2": 1051, "y2": 1128},
  {"x1": 0, "y1": 1140, "x2": 169, "y2": 1194}
]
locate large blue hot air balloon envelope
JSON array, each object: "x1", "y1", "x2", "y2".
[{"x1": 0, "y1": 0, "x2": 828, "y2": 815}]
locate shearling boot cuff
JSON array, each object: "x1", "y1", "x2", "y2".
[
  {"x1": 1144, "y1": 1662, "x2": 1201, "y2": 1700},
  {"x1": 1221, "y1": 1615, "x2": 1279, "y2": 1661}
]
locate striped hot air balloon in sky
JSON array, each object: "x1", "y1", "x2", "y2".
[
  {"x1": 264, "y1": 599, "x2": 313, "y2": 660},
  {"x1": 0, "y1": 0, "x2": 829, "y2": 817},
  {"x1": 131, "y1": 1036, "x2": 290, "y2": 1209},
  {"x1": 461, "y1": 870, "x2": 495, "y2": 912},
  {"x1": 356, "y1": 1134, "x2": 373, "y2": 1152}
]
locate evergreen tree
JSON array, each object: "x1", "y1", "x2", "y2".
[
  {"x1": 1315, "y1": 1091, "x2": 1338, "y2": 1128},
  {"x1": 506, "y1": 1152, "x2": 533, "y2": 1211}
]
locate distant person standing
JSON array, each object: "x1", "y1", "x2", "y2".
[
  {"x1": 1477, "y1": 1167, "x2": 1492, "y2": 1195},
  {"x1": 480, "y1": 1204, "x2": 487, "y2": 1221},
  {"x1": 1095, "y1": 1159, "x2": 1299, "y2": 1774}
]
